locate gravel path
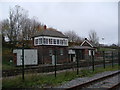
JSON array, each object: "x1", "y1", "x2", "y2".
[{"x1": 55, "y1": 70, "x2": 120, "y2": 88}]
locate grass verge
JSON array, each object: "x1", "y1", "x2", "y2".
[{"x1": 2, "y1": 64, "x2": 120, "y2": 88}]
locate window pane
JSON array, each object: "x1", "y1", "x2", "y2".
[
  {"x1": 49, "y1": 39, "x2": 50, "y2": 44},
  {"x1": 51, "y1": 39, "x2": 52, "y2": 44},
  {"x1": 35, "y1": 39, "x2": 38, "y2": 45},
  {"x1": 54, "y1": 39, "x2": 56, "y2": 44},
  {"x1": 39, "y1": 38, "x2": 42, "y2": 44},
  {"x1": 49, "y1": 39, "x2": 52, "y2": 44},
  {"x1": 43, "y1": 38, "x2": 45, "y2": 44},
  {"x1": 63, "y1": 40, "x2": 65, "y2": 45},
  {"x1": 60, "y1": 40, "x2": 63, "y2": 45},
  {"x1": 57, "y1": 39, "x2": 59, "y2": 44},
  {"x1": 64, "y1": 40, "x2": 67, "y2": 45},
  {"x1": 46, "y1": 38, "x2": 48, "y2": 44}
]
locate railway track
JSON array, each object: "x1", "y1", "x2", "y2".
[
  {"x1": 108, "y1": 83, "x2": 120, "y2": 90},
  {"x1": 66, "y1": 70, "x2": 120, "y2": 90}
]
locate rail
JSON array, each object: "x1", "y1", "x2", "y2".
[{"x1": 66, "y1": 70, "x2": 120, "y2": 90}]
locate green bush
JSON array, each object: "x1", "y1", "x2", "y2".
[{"x1": 2, "y1": 47, "x2": 15, "y2": 70}]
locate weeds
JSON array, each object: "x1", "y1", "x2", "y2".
[{"x1": 2, "y1": 64, "x2": 120, "y2": 88}]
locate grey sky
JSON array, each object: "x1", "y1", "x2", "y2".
[{"x1": 0, "y1": 2, "x2": 118, "y2": 45}]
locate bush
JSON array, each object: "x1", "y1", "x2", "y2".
[{"x1": 2, "y1": 47, "x2": 15, "y2": 70}]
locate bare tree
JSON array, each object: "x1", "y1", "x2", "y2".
[
  {"x1": 88, "y1": 30, "x2": 99, "y2": 46},
  {"x1": 1, "y1": 5, "x2": 29, "y2": 43},
  {"x1": 64, "y1": 30, "x2": 82, "y2": 42},
  {"x1": 1, "y1": 19, "x2": 10, "y2": 42},
  {"x1": 21, "y1": 17, "x2": 43, "y2": 40},
  {"x1": 1, "y1": 5, "x2": 44, "y2": 44},
  {"x1": 30, "y1": 17, "x2": 43, "y2": 36}
]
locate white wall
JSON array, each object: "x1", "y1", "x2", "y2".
[{"x1": 13, "y1": 49, "x2": 38, "y2": 66}]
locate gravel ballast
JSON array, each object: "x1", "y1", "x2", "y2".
[{"x1": 55, "y1": 70, "x2": 120, "y2": 88}]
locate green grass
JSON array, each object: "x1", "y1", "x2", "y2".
[
  {"x1": 99, "y1": 47, "x2": 116, "y2": 51},
  {"x1": 79, "y1": 64, "x2": 120, "y2": 77},
  {"x1": 2, "y1": 57, "x2": 15, "y2": 70},
  {"x1": 2, "y1": 64, "x2": 120, "y2": 88},
  {"x1": 2, "y1": 71, "x2": 77, "y2": 88}
]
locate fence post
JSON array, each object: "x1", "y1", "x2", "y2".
[
  {"x1": 76, "y1": 50, "x2": 79, "y2": 75},
  {"x1": 55, "y1": 50, "x2": 57, "y2": 77},
  {"x1": 118, "y1": 50, "x2": 120, "y2": 66},
  {"x1": 22, "y1": 43, "x2": 24, "y2": 81},
  {"x1": 91, "y1": 50, "x2": 94, "y2": 71},
  {"x1": 112, "y1": 51, "x2": 114, "y2": 67},
  {"x1": 103, "y1": 51, "x2": 105, "y2": 69}
]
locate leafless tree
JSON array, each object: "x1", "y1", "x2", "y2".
[
  {"x1": 21, "y1": 17, "x2": 43, "y2": 40},
  {"x1": 1, "y1": 5, "x2": 43, "y2": 43},
  {"x1": 88, "y1": 30, "x2": 99, "y2": 46},
  {"x1": 1, "y1": 5, "x2": 28, "y2": 43},
  {"x1": 1, "y1": 19, "x2": 10, "y2": 41},
  {"x1": 64, "y1": 30, "x2": 82, "y2": 42},
  {"x1": 30, "y1": 17, "x2": 43, "y2": 36}
]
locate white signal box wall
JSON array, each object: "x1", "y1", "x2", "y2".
[{"x1": 13, "y1": 49, "x2": 38, "y2": 66}]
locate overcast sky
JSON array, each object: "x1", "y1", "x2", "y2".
[{"x1": 0, "y1": 1, "x2": 118, "y2": 45}]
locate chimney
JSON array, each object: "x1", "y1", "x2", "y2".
[{"x1": 44, "y1": 25, "x2": 47, "y2": 30}]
